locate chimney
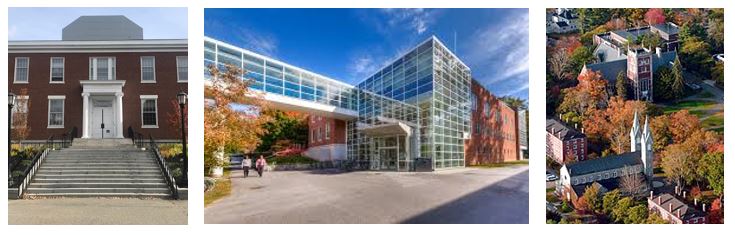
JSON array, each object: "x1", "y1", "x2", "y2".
[
  {"x1": 683, "y1": 191, "x2": 687, "y2": 199},
  {"x1": 677, "y1": 209, "x2": 681, "y2": 218},
  {"x1": 703, "y1": 203, "x2": 706, "y2": 212},
  {"x1": 675, "y1": 186, "x2": 679, "y2": 195},
  {"x1": 649, "y1": 191, "x2": 654, "y2": 200},
  {"x1": 551, "y1": 127, "x2": 555, "y2": 135},
  {"x1": 669, "y1": 203, "x2": 672, "y2": 212},
  {"x1": 656, "y1": 47, "x2": 662, "y2": 58},
  {"x1": 559, "y1": 113, "x2": 562, "y2": 120},
  {"x1": 582, "y1": 127, "x2": 585, "y2": 134},
  {"x1": 574, "y1": 123, "x2": 578, "y2": 129},
  {"x1": 658, "y1": 196, "x2": 662, "y2": 205},
  {"x1": 694, "y1": 198, "x2": 698, "y2": 206}
]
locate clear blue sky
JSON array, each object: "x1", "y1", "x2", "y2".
[
  {"x1": 205, "y1": 8, "x2": 528, "y2": 101},
  {"x1": 8, "y1": 7, "x2": 188, "y2": 40}
]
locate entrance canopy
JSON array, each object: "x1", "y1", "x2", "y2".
[
  {"x1": 80, "y1": 80, "x2": 126, "y2": 139},
  {"x1": 357, "y1": 122, "x2": 412, "y2": 137}
]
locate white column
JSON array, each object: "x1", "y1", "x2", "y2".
[
  {"x1": 115, "y1": 92, "x2": 124, "y2": 138},
  {"x1": 81, "y1": 93, "x2": 90, "y2": 138}
]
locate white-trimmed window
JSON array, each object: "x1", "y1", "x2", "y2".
[
  {"x1": 11, "y1": 96, "x2": 29, "y2": 129},
  {"x1": 325, "y1": 124, "x2": 331, "y2": 140},
  {"x1": 89, "y1": 57, "x2": 116, "y2": 80},
  {"x1": 14, "y1": 57, "x2": 29, "y2": 83},
  {"x1": 318, "y1": 127, "x2": 322, "y2": 141},
  {"x1": 141, "y1": 56, "x2": 156, "y2": 83},
  {"x1": 140, "y1": 95, "x2": 159, "y2": 128},
  {"x1": 47, "y1": 96, "x2": 65, "y2": 128},
  {"x1": 50, "y1": 57, "x2": 64, "y2": 83},
  {"x1": 177, "y1": 56, "x2": 188, "y2": 82}
]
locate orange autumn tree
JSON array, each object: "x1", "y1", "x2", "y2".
[
  {"x1": 557, "y1": 70, "x2": 609, "y2": 125},
  {"x1": 11, "y1": 88, "x2": 31, "y2": 142},
  {"x1": 583, "y1": 96, "x2": 648, "y2": 155},
  {"x1": 204, "y1": 64, "x2": 271, "y2": 176}
]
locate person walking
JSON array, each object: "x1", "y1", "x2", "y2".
[
  {"x1": 242, "y1": 156, "x2": 252, "y2": 178},
  {"x1": 256, "y1": 155, "x2": 267, "y2": 177}
]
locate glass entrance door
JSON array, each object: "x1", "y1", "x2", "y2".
[{"x1": 378, "y1": 147, "x2": 397, "y2": 170}]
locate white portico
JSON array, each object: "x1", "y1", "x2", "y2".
[{"x1": 80, "y1": 80, "x2": 126, "y2": 139}]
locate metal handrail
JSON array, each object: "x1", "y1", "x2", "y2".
[
  {"x1": 148, "y1": 134, "x2": 179, "y2": 199},
  {"x1": 15, "y1": 135, "x2": 53, "y2": 198}
]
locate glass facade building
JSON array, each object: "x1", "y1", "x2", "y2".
[{"x1": 204, "y1": 36, "x2": 472, "y2": 171}]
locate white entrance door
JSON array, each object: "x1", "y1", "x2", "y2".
[{"x1": 91, "y1": 99, "x2": 116, "y2": 138}]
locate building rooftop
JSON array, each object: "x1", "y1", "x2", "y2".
[
  {"x1": 546, "y1": 118, "x2": 585, "y2": 141},
  {"x1": 62, "y1": 15, "x2": 143, "y2": 41},
  {"x1": 584, "y1": 50, "x2": 677, "y2": 81},
  {"x1": 651, "y1": 23, "x2": 680, "y2": 36},
  {"x1": 566, "y1": 151, "x2": 642, "y2": 176},
  {"x1": 650, "y1": 193, "x2": 706, "y2": 221}
]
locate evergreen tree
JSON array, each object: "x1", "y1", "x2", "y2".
[
  {"x1": 670, "y1": 56, "x2": 685, "y2": 100},
  {"x1": 615, "y1": 71, "x2": 627, "y2": 99}
]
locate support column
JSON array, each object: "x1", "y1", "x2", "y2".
[
  {"x1": 115, "y1": 92, "x2": 124, "y2": 138},
  {"x1": 81, "y1": 93, "x2": 90, "y2": 138}
]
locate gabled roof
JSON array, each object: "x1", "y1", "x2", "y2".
[
  {"x1": 546, "y1": 118, "x2": 585, "y2": 140},
  {"x1": 650, "y1": 193, "x2": 706, "y2": 220},
  {"x1": 566, "y1": 151, "x2": 642, "y2": 176},
  {"x1": 584, "y1": 58, "x2": 627, "y2": 82}
]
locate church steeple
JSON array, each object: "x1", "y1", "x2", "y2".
[
  {"x1": 641, "y1": 115, "x2": 654, "y2": 178},
  {"x1": 630, "y1": 111, "x2": 641, "y2": 152}
]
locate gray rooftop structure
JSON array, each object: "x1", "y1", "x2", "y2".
[
  {"x1": 650, "y1": 193, "x2": 706, "y2": 221},
  {"x1": 585, "y1": 50, "x2": 677, "y2": 82},
  {"x1": 546, "y1": 118, "x2": 585, "y2": 141},
  {"x1": 62, "y1": 15, "x2": 143, "y2": 41},
  {"x1": 566, "y1": 151, "x2": 642, "y2": 176}
]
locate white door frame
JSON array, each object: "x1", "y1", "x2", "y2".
[{"x1": 80, "y1": 80, "x2": 126, "y2": 139}]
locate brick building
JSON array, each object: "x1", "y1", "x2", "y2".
[
  {"x1": 465, "y1": 79, "x2": 520, "y2": 164},
  {"x1": 546, "y1": 118, "x2": 587, "y2": 163},
  {"x1": 648, "y1": 193, "x2": 707, "y2": 224},
  {"x1": 9, "y1": 16, "x2": 188, "y2": 141}
]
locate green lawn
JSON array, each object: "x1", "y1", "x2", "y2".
[
  {"x1": 472, "y1": 159, "x2": 528, "y2": 168},
  {"x1": 204, "y1": 168, "x2": 231, "y2": 207},
  {"x1": 702, "y1": 113, "x2": 724, "y2": 130}
]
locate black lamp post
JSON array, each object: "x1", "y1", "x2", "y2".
[
  {"x1": 177, "y1": 91, "x2": 188, "y2": 183},
  {"x1": 8, "y1": 93, "x2": 16, "y2": 158}
]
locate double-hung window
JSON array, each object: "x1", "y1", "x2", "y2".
[
  {"x1": 50, "y1": 57, "x2": 65, "y2": 83},
  {"x1": 11, "y1": 96, "x2": 29, "y2": 129},
  {"x1": 325, "y1": 124, "x2": 331, "y2": 140},
  {"x1": 177, "y1": 56, "x2": 188, "y2": 82},
  {"x1": 89, "y1": 57, "x2": 116, "y2": 80},
  {"x1": 141, "y1": 56, "x2": 156, "y2": 83},
  {"x1": 14, "y1": 57, "x2": 29, "y2": 83},
  {"x1": 48, "y1": 96, "x2": 65, "y2": 128},
  {"x1": 141, "y1": 95, "x2": 159, "y2": 128}
]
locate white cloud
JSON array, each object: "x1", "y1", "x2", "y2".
[
  {"x1": 379, "y1": 8, "x2": 435, "y2": 35},
  {"x1": 466, "y1": 11, "x2": 529, "y2": 86},
  {"x1": 234, "y1": 30, "x2": 278, "y2": 57}
]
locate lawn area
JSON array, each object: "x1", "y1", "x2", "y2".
[
  {"x1": 702, "y1": 113, "x2": 724, "y2": 130},
  {"x1": 472, "y1": 159, "x2": 528, "y2": 168},
  {"x1": 662, "y1": 100, "x2": 718, "y2": 117},
  {"x1": 204, "y1": 168, "x2": 232, "y2": 207}
]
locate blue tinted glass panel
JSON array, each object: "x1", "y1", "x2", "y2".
[
  {"x1": 265, "y1": 85, "x2": 282, "y2": 94},
  {"x1": 285, "y1": 81, "x2": 299, "y2": 91},
  {"x1": 249, "y1": 81, "x2": 264, "y2": 91},
  {"x1": 284, "y1": 89, "x2": 299, "y2": 98},
  {"x1": 266, "y1": 76, "x2": 282, "y2": 87},
  {"x1": 302, "y1": 86, "x2": 314, "y2": 94},
  {"x1": 301, "y1": 93, "x2": 314, "y2": 101}
]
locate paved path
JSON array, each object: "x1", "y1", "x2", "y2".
[
  {"x1": 205, "y1": 166, "x2": 528, "y2": 224},
  {"x1": 8, "y1": 198, "x2": 188, "y2": 225}
]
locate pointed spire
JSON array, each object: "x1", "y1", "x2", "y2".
[{"x1": 643, "y1": 115, "x2": 651, "y2": 136}]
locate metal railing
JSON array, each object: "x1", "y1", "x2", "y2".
[
  {"x1": 148, "y1": 134, "x2": 179, "y2": 199},
  {"x1": 129, "y1": 127, "x2": 179, "y2": 199},
  {"x1": 14, "y1": 136, "x2": 52, "y2": 198}
]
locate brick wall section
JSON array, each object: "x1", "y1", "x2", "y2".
[
  {"x1": 465, "y1": 79, "x2": 519, "y2": 165},
  {"x1": 8, "y1": 52, "x2": 187, "y2": 140},
  {"x1": 307, "y1": 115, "x2": 346, "y2": 147}
]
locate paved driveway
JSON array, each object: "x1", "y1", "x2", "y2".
[
  {"x1": 205, "y1": 166, "x2": 528, "y2": 224},
  {"x1": 8, "y1": 198, "x2": 187, "y2": 225}
]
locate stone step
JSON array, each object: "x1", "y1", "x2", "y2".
[
  {"x1": 34, "y1": 174, "x2": 163, "y2": 179},
  {"x1": 42, "y1": 164, "x2": 158, "y2": 168},
  {"x1": 29, "y1": 182, "x2": 169, "y2": 189},
  {"x1": 35, "y1": 169, "x2": 162, "y2": 175},
  {"x1": 33, "y1": 178, "x2": 166, "y2": 184},
  {"x1": 25, "y1": 187, "x2": 171, "y2": 194},
  {"x1": 43, "y1": 160, "x2": 157, "y2": 164},
  {"x1": 24, "y1": 192, "x2": 171, "y2": 199},
  {"x1": 39, "y1": 166, "x2": 160, "y2": 171}
]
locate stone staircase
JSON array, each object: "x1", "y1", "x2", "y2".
[{"x1": 24, "y1": 138, "x2": 172, "y2": 198}]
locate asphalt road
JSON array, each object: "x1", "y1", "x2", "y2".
[
  {"x1": 8, "y1": 198, "x2": 188, "y2": 225},
  {"x1": 205, "y1": 166, "x2": 528, "y2": 224}
]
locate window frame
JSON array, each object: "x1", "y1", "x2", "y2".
[
  {"x1": 140, "y1": 56, "x2": 156, "y2": 83},
  {"x1": 14, "y1": 57, "x2": 30, "y2": 84},
  {"x1": 47, "y1": 95, "x2": 66, "y2": 129},
  {"x1": 49, "y1": 57, "x2": 65, "y2": 84},
  {"x1": 140, "y1": 95, "x2": 159, "y2": 128},
  {"x1": 176, "y1": 56, "x2": 188, "y2": 83},
  {"x1": 11, "y1": 95, "x2": 30, "y2": 129},
  {"x1": 89, "y1": 57, "x2": 117, "y2": 81}
]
